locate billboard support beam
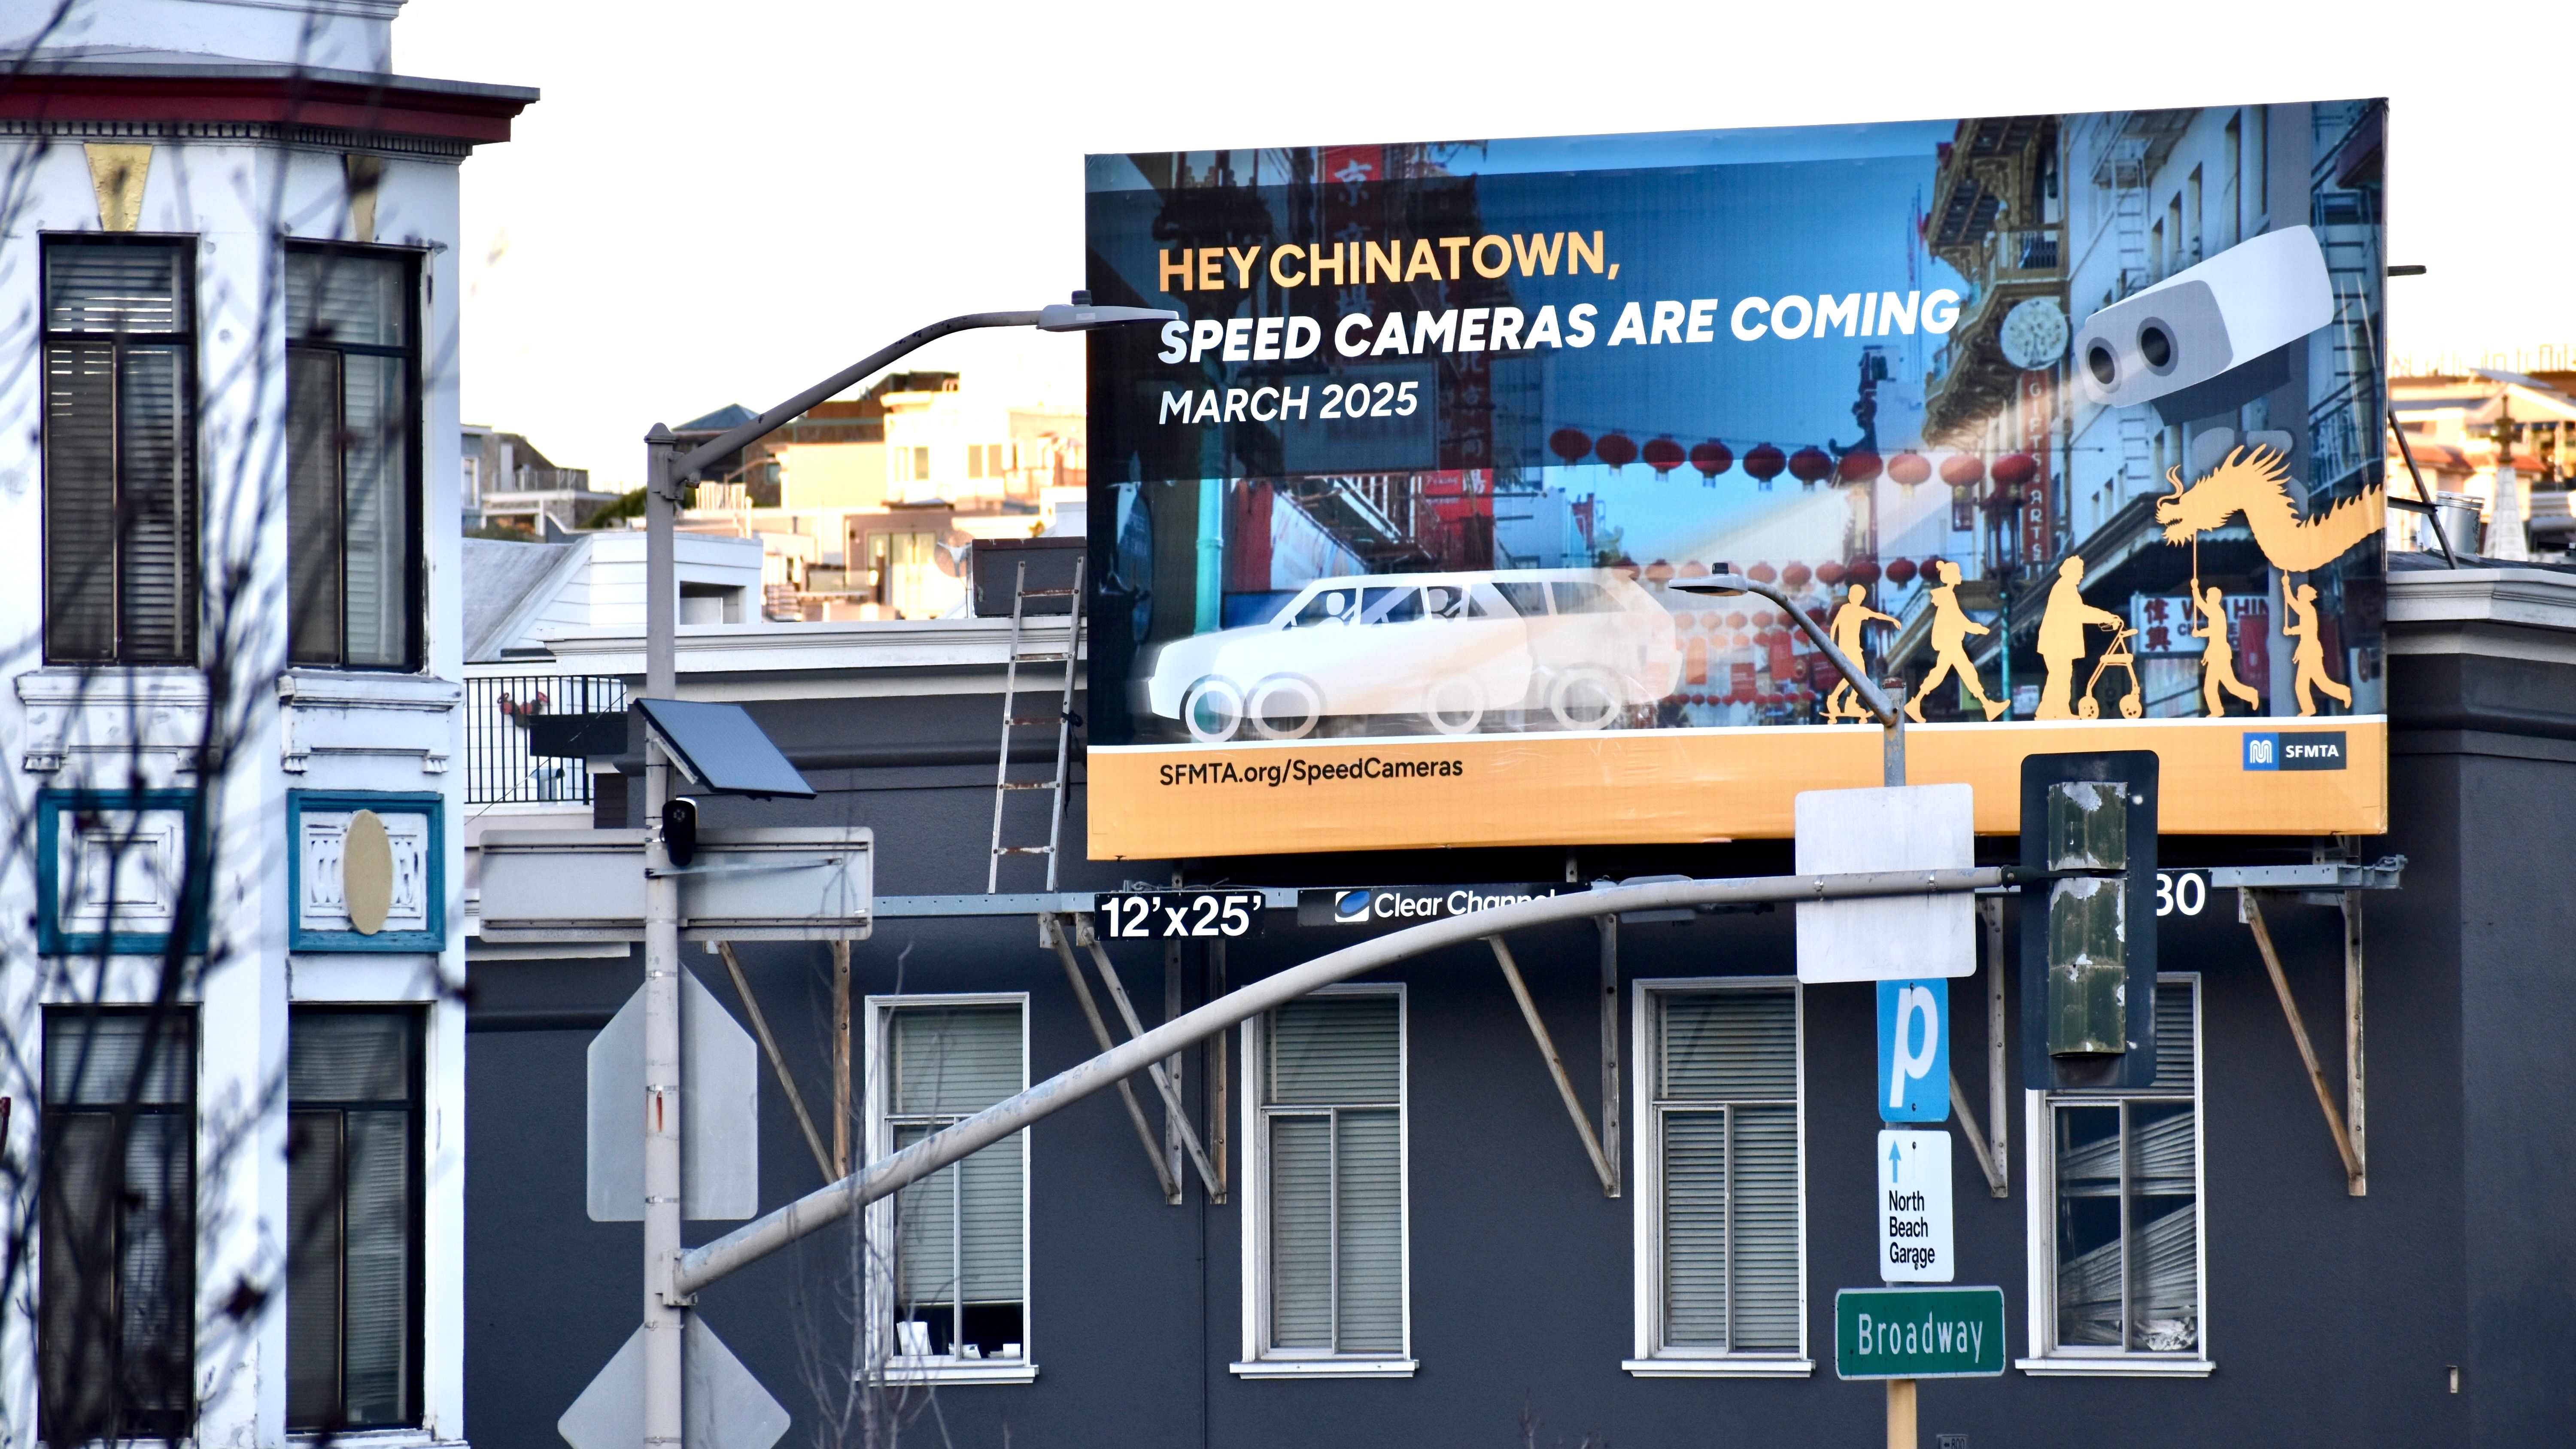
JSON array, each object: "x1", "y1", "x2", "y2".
[
  {"x1": 1488, "y1": 936, "x2": 1618, "y2": 1196},
  {"x1": 1042, "y1": 914, "x2": 1182, "y2": 1203},
  {"x1": 673, "y1": 864, "x2": 2010, "y2": 1298},
  {"x1": 716, "y1": 943, "x2": 831, "y2": 1181},
  {"x1": 2241, "y1": 889, "x2": 2366, "y2": 1192},
  {"x1": 1598, "y1": 916, "x2": 1622, "y2": 1197},
  {"x1": 1079, "y1": 932, "x2": 1222, "y2": 1199},
  {"x1": 2246, "y1": 887, "x2": 2360, "y2": 1191}
]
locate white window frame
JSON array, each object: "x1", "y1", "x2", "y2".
[
  {"x1": 1233, "y1": 982, "x2": 1415, "y2": 1379},
  {"x1": 1626, "y1": 976, "x2": 1812, "y2": 1378},
  {"x1": 863, "y1": 991, "x2": 1036, "y2": 1385},
  {"x1": 2019, "y1": 971, "x2": 2212, "y2": 1378}
]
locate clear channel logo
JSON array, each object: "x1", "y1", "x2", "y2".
[{"x1": 1300, "y1": 884, "x2": 1562, "y2": 928}]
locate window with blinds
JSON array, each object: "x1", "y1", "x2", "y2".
[
  {"x1": 876, "y1": 1000, "x2": 1027, "y2": 1364},
  {"x1": 287, "y1": 1008, "x2": 424, "y2": 1429},
  {"x1": 39, "y1": 1008, "x2": 196, "y2": 1441},
  {"x1": 1638, "y1": 982, "x2": 1804, "y2": 1362},
  {"x1": 2042, "y1": 975, "x2": 2204, "y2": 1358},
  {"x1": 286, "y1": 246, "x2": 420, "y2": 669},
  {"x1": 42, "y1": 239, "x2": 197, "y2": 664},
  {"x1": 1248, "y1": 988, "x2": 1407, "y2": 1364}
]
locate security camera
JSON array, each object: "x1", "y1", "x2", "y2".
[{"x1": 2070, "y1": 225, "x2": 2334, "y2": 412}]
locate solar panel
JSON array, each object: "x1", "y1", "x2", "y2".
[{"x1": 633, "y1": 699, "x2": 815, "y2": 799}]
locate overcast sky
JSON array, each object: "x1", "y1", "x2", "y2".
[{"x1": 395, "y1": 0, "x2": 2576, "y2": 490}]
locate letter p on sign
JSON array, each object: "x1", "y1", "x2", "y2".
[{"x1": 1878, "y1": 978, "x2": 1949, "y2": 1123}]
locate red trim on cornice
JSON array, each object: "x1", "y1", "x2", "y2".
[{"x1": 0, "y1": 74, "x2": 529, "y2": 143}]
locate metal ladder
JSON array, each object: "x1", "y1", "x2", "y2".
[{"x1": 987, "y1": 556, "x2": 1084, "y2": 892}]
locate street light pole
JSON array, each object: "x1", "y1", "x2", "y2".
[
  {"x1": 640, "y1": 422, "x2": 683, "y2": 1449},
  {"x1": 632, "y1": 298, "x2": 1173, "y2": 1442}
]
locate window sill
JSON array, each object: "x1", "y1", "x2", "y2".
[
  {"x1": 1622, "y1": 1357, "x2": 1815, "y2": 1379},
  {"x1": 877, "y1": 1357, "x2": 1038, "y2": 1385},
  {"x1": 289, "y1": 1430, "x2": 449, "y2": 1447},
  {"x1": 1230, "y1": 1358, "x2": 1419, "y2": 1379},
  {"x1": 2016, "y1": 1355, "x2": 2213, "y2": 1378}
]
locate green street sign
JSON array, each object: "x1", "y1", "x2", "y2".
[{"x1": 1834, "y1": 1286, "x2": 2006, "y2": 1379}]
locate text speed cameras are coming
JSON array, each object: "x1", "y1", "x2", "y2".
[{"x1": 2071, "y1": 225, "x2": 2335, "y2": 411}]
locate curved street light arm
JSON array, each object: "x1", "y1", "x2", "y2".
[{"x1": 1671, "y1": 572, "x2": 1905, "y2": 784}]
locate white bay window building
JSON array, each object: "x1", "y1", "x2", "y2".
[{"x1": 0, "y1": 2, "x2": 528, "y2": 1443}]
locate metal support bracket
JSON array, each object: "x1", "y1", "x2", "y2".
[
  {"x1": 2215, "y1": 856, "x2": 2397, "y2": 1197},
  {"x1": 1949, "y1": 898, "x2": 2011, "y2": 1197},
  {"x1": 1488, "y1": 936, "x2": 1618, "y2": 1196},
  {"x1": 1040, "y1": 913, "x2": 1180, "y2": 1203},
  {"x1": 2239, "y1": 890, "x2": 2367, "y2": 1195},
  {"x1": 1597, "y1": 917, "x2": 1622, "y2": 1197},
  {"x1": 1081, "y1": 935, "x2": 1223, "y2": 1200},
  {"x1": 714, "y1": 942, "x2": 832, "y2": 1181}
]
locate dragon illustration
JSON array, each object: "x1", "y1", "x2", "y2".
[{"x1": 2156, "y1": 445, "x2": 2385, "y2": 572}]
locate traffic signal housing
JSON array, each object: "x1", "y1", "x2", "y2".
[{"x1": 2019, "y1": 752, "x2": 2160, "y2": 1091}]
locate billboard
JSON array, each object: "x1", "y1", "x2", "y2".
[{"x1": 1084, "y1": 104, "x2": 2390, "y2": 858}]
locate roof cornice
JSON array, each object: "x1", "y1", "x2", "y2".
[{"x1": 0, "y1": 61, "x2": 537, "y2": 143}]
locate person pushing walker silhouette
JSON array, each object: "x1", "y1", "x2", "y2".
[{"x1": 2035, "y1": 556, "x2": 2125, "y2": 720}]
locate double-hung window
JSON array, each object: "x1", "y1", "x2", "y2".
[
  {"x1": 39, "y1": 1007, "x2": 197, "y2": 1441},
  {"x1": 42, "y1": 237, "x2": 197, "y2": 664},
  {"x1": 1239, "y1": 985, "x2": 1410, "y2": 1376},
  {"x1": 867, "y1": 996, "x2": 1032, "y2": 1381},
  {"x1": 2023, "y1": 974, "x2": 2209, "y2": 1375},
  {"x1": 288, "y1": 1007, "x2": 425, "y2": 1429},
  {"x1": 286, "y1": 245, "x2": 421, "y2": 669},
  {"x1": 1629, "y1": 978, "x2": 1807, "y2": 1374}
]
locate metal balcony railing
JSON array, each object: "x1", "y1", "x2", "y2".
[{"x1": 463, "y1": 674, "x2": 627, "y2": 805}]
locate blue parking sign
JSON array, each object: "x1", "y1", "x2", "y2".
[{"x1": 1877, "y1": 979, "x2": 1949, "y2": 1123}]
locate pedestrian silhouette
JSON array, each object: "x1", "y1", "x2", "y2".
[
  {"x1": 1823, "y1": 583, "x2": 1896, "y2": 722},
  {"x1": 2193, "y1": 585, "x2": 2262, "y2": 717},
  {"x1": 2284, "y1": 583, "x2": 2352, "y2": 716},
  {"x1": 1907, "y1": 560, "x2": 2008, "y2": 723},
  {"x1": 2035, "y1": 556, "x2": 2124, "y2": 720}
]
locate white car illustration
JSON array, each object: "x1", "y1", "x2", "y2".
[{"x1": 1139, "y1": 569, "x2": 1682, "y2": 742}]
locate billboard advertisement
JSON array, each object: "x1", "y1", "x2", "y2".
[{"x1": 1084, "y1": 103, "x2": 2390, "y2": 858}]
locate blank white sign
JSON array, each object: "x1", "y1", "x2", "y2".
[{"x1": 1794, "y1": 784, "x2": 1975, "y2": 983}]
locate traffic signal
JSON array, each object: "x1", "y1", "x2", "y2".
[{"x1": 2019, "y1": 752, "x2": 2159, "y2": 1090}]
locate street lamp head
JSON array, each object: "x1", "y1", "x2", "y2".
[
  {"x1": 1037, "y1": 301, "x2": 1181, "y2": 333},
  {"x1": 1670, "y1": 572, "x2": 1753, "y2": 598}
]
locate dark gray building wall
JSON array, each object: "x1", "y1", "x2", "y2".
[{"x1": 468, "y1": 653, "x2": 2562, "y2": 1449}]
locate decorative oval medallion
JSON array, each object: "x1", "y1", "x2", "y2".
[{"x1": 343, "y1": 809, "x2": 394, "y2": 936}]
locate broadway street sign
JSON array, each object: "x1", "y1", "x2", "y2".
[{"x1": 1834, "y1": 1286, "x2": 2006, "y2": 1379}]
